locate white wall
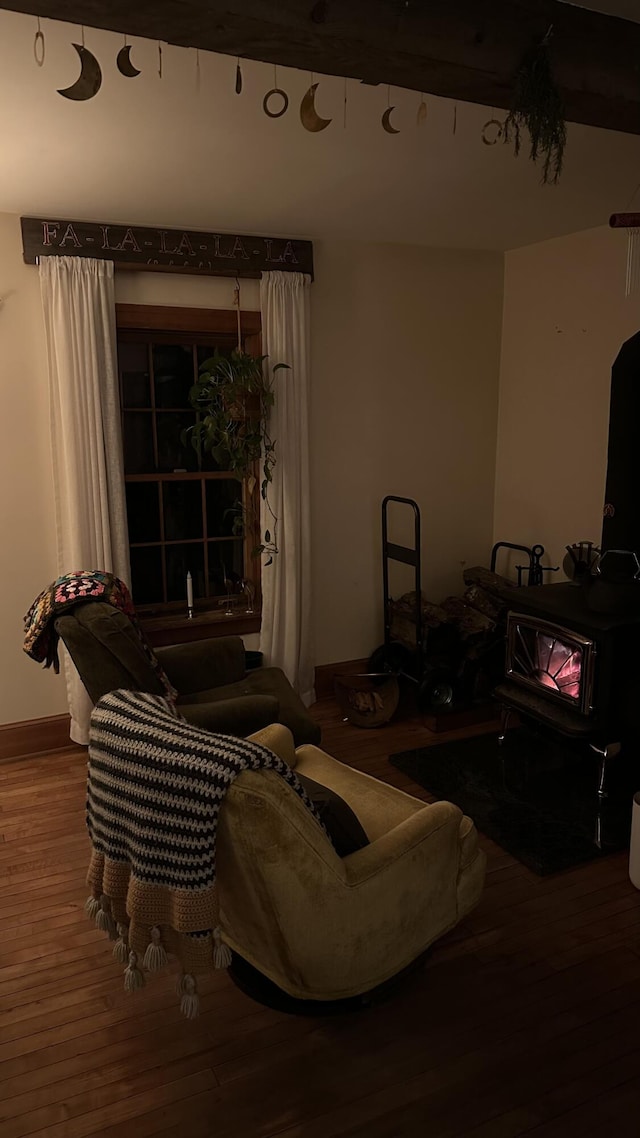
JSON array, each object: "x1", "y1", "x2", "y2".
[
  {"x1": 0, "y1": 212, "x2": 64, "y2": 723},
  {"x1": 493, "y1": 225, "x2": 640, "y2": 578},
  {"x1": 310, "y1": 240, "x2": 504, "y2": 664},
  {"x1": 0, "y1": 213, "x2": 504, "y2": 723},
  {"x1": 114, "y1": 271, "x2": 260, "y2": 310}
]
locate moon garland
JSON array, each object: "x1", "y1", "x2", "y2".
[
  {"x1": 33, "y1": 17, "x2": 45, "y2": 67},
  {"x1": 482, "y1": 118, "x2": 504, "y2": 145},
  {"x1": 300, "y1": 82, "x2": 332, "y2": 131},
  {"x1": 263, "y1": 63, "x2": 290, "y2": 118},
  {"x1": 57, "y1": 43, "x2": 102, "y2": 100},
  {"x1": 382, "y1": 105, "x2": 400, "y2": 134},
  {"x1": 47, "y1": 37, "x2": 507, "y2": 155},
  {"x1": 116, "y1": 43, "x2": 141, "y2": 78},
  {"x1": 263, "y1": 88, "x2": 289, "y2": 118},
  {"x1": 382, "y1": 85, "x2": 400, "y2": 133}
]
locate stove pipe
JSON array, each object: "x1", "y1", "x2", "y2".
[{"x1": 602, "y1": 329, "x2": 640, "y2": 558}]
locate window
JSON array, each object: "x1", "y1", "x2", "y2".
[{"x1": 116, "y1": 305, "x2": 262, "y2": 634}]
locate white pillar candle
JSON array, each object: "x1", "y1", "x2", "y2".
[{"x1": 186, "y1": 571, "x2": 194, "y2": 610}]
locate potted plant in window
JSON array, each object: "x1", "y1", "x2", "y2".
[{"x1": 183, "y1": 348, "x2": 288, "y2": 563}]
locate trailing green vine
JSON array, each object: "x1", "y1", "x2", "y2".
[
  {"x1": 504, "y1": 27, "x2": 567, "y2": 185},
  {"x1": 182, "y1": 348, "x2": 288, "y2": 563}
]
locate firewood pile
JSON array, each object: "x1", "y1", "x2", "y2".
[{"x1": 389, "y1": 566, "x2": 517, "y2": 662}]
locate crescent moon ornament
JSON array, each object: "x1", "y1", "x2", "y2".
[
  {"x1": 116, "y1": 45, "x2": 141, "y2": 78},
  {"x1": 58, "y1": 43, "x2": 102, "y2": 100},
  {"x1": 263, "y1": 88, "x2": 289, "y2": 118},
  {"x1": 382, "y1": 106, "x2": 400, "y2": 134},
  {"x1": 300, "y1": 82, "x2": 332, "y2": 132}
]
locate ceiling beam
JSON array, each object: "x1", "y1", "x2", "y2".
[{"x1": 3, "y1": 0, "x2": 640, "y2": 135}]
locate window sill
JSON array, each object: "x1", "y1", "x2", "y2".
[{"x1": 141, "y1": 608, "x2": 261, "y2": 648}]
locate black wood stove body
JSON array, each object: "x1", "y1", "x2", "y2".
[{"x1": 496, "y1": 580, "x2": 640, "y2": 775}]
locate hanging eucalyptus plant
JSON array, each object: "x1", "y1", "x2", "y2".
[
  {"x1": 183, "y1": 348, "x2": 288, "y2": 563},
  {"x1": 504, "y1": 26, "x2": 567, "y2": 185}
]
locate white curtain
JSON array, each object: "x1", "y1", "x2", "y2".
[
  {"x1": 259, "y1": 271, "x2": 314, "y2": 704},
  {"x1": 40, "y1": 256, "x2": 130, "y2": 744}
]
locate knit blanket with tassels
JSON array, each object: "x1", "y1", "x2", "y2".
[
  {"x1": 23, "y1": 570, "x2": 177, "y2": 704},
  {"x1": 85, "y1": 688, "x2": 325, "y2": 1018}
]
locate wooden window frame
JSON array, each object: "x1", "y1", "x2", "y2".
[{"x1": 116, "y1": 303, "x2": 263, "y2": 645}]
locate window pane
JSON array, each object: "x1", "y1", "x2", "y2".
[
  {"x1": 130, "y1": 546, "x2": 164, "y2": 605},
  {"x1": 196, "y1": 343, "x2": 233, "y2": 369},
  {"x1": 208, "y1": 540, "x2": 244, "y2": 595},
  {"x1": 117, "y1": 319, "x2": 261, "y2": 619},
  {"x1": 153, "y1": 344, "x2": 194, "y2": 409},
  {"x1": 165, "y1": 543, "x2": 205, "y2": 603},
  {"x1": 156, "y1": 411, "x2": 199, "y2": 473},
  {"x1": 122, "y1": 412, "x2": 154, "y2": 474},
  {"x1": 206, "y1": 479, "x2": 243, "y2": 537},
  {"x1": 163, "y1": 481, "x2": 203, "y2": 542},
  {"x1": 157, "y1": 411, "x2": 199, "y2": 472},
  {"x1": 120, "y1": 342, "x2": 150, "y2": 408},
  {"x1": 126, "y1": 482, "x2": 161, "y2": 544}
]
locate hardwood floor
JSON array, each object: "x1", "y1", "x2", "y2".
[{"x1": 1, "y1": 700, "x2": 639, "y2": 1137}]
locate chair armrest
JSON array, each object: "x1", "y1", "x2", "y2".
[
  {"x1": 343, "y1": 801, "x2": 463, "y2": 887},
  {"x1": 179, "y1": 694, "x2": 279, "y2": 736},
  {"x1": 246, "y1": 723, "x2": 297, "y2": 767},
  {"x1": 156, "y1": 636, "x2": 245, "y2": 693}
]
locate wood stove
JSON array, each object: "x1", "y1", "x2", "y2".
[{"x1": 496, "y1": 577, "x2": 640, "y2": 827}]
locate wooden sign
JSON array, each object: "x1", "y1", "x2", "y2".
[{"x1": 20, "y1": 217, "x2": 313, "y2": 279}]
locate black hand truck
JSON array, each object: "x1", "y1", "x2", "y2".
[{"x1": 369, "y1": 496, "x2": 424, "y2": 684}]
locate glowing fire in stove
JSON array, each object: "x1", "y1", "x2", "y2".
[{"x1": 533, "y1": 634, "x2": 582, "y2": 701}]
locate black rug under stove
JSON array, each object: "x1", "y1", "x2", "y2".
[{"x1": 389, "y1": 726, "x2": 634, "y2": 875}]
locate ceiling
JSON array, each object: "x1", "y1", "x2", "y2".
[{"x1": 1, "y1": 8, "x2": 639, "y2": 253}]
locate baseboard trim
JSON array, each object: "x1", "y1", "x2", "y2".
[
  {"x1": 314, "y1": 658, "x2": 371, "y2": 700},
  {"x1": 0, "y1": 713, "x2": 75, "y2": 762}
]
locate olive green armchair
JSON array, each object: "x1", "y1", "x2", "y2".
[
  {"x1": 218, "y1": 724, "x2": 486, "y2": 1002},
  {"x1": 55, "y1": 602, "x2": 320, "y2": 745}
]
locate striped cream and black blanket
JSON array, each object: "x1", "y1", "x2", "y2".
[{"x1": 85, "y1": 688, "x2": 322, "y2": 1017}]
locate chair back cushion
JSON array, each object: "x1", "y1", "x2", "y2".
[
  {"x1": 55, "y1": 603, "x2": 164, "y2": 704},
  {"x1": 296, "y1": 774, "x2": 369, "y2": 857},
  {"x1": 155, "y1": 636, "x2": 245, "y2": 692}
]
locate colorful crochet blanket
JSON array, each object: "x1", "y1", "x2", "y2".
[
  {"x1": 23, "y1": 570, "x2": 176, "y2": 703},
  {"x1": 85, "y1": 689, "x2": 324, "y2": 1018}
]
